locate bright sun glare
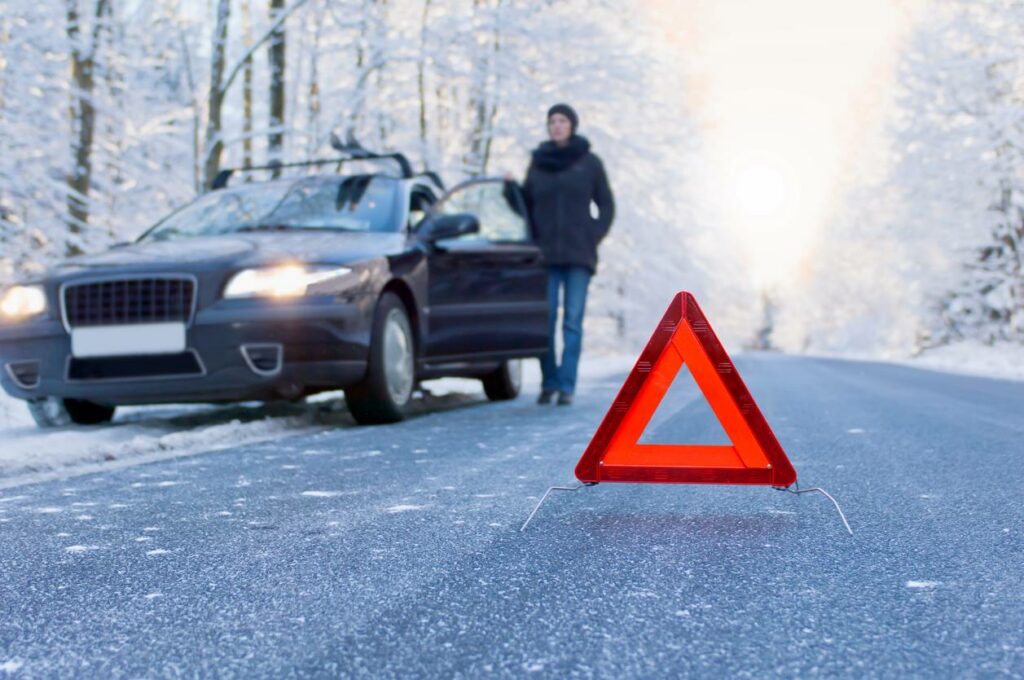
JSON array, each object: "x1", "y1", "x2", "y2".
[
  {"x1": 654, "y1": 0, "x2": 919, "y2": 290},
  {"x1": 731, "y1": 163, "x2": 787, "y2": 219}
]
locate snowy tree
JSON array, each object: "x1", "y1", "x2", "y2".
[
  {"x1": 914, "y1": 1, "x2": 1024, "y2": 346},
  {"x1": 0, "y1": 0, "x2": 711, "y2": 350},
  {"x1": 774, "y1": 0, "x2": 1024, "y2": 356}
]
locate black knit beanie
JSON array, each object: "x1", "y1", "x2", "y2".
[{"x1": 547, "y1": 103, "x2": 579, "y2": 133}]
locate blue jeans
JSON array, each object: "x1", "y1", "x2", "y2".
[{"x1": 541, "y1": 265, "x2": 592, "y2": 395}]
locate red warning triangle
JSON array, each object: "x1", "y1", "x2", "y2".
[{"x1": 575, "y1": 292, "x2": 796, "y2": 487}]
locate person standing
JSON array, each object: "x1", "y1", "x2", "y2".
[{"x1": 511, "y1": 104, "x2": 615, "y2": 405}]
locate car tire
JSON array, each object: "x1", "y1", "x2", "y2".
[
  {"x1": 482, "y1": 359, "x2": 522, "y2": 401},
  {"x1": 345, "y1": 292, "x2": 416, "y2": 425},
  {"x1": 27, "y1": 397, "x2": 116, "y2": 428}
]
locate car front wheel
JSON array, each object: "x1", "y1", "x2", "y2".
[
  {"x1": 27, "y1": 397, "x2": 116, "y2": 428},
  {"x1": 482, "y1": 359, "x2": 522, "y2": 401},
  {"x1": 345, "y1": 292, "x2": 416, "y2": 425}
]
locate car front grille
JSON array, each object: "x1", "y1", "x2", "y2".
[{"x1": 63, "y1": 277, "x2": 195, "y2": 328}]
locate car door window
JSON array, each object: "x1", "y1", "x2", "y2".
[
  {"x1": 408, "y1": 186, "x2": 436, "y2": 230},
  {"x1": 435, "y1": 181, "x2": 530, "y2": 243}
]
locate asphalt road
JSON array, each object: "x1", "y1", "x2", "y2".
[{"x1": 1, "y1": 354, "x2": 1022, "y2": 678}]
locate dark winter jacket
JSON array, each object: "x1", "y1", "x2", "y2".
[{"x1": 515, "y1": 135, "x2": 615, "y2": 273}]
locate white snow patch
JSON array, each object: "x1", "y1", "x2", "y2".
[
  {"x1": 144, "y1": 592, "x2": 162, "y2": 600},
  {"x1": 909, "y1": 341, "x2": 1024, "y2": 382},
  {"x1": 906, "y1": 580, "x2": 941, "y2": 589},
  {"x1": 146, "y1": 549, "x2": 171, "y2": 556},
  {"x1": 384, "y1": 504, "x2": 428, "y2": 514},
  {"x1": 0, "y1": 353, "x2": 637, "y2": 487},
  {"x1": 0, "y1": 659, "x2": 24, "y2": 673},
  {"x1": 301, "y1": 490, "x2": 341, "y2": 498},
  {"x1": 64, "y1": 545, "x2": 99, "y2": 553},
  {"x1": 846, "y1": 428, "x2": 865, "y2": 434},
  {"x1": 0, "y1": 399, "x2": 329, "y2": 487},
  {"x1": 33, "y1": 506, "x2": 62, "y2": 514}
]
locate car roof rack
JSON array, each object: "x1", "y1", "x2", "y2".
[
  {"x1": 211, "y1": 133, "x2": 416, "y2": 191},
  {"x1": 415, "y1": 171, "x2": 445, "y2": 190}
]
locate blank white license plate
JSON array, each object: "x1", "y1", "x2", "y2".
[{"x1": 71, "y1": 323, "x2": 186, "y2": 358}]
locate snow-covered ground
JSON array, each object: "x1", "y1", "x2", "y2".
[
  {"x1": 0, "y1": 356, "x2": 637, "y2": 487},
  {"x1": 905, "y1": 340, "x2": 1024, "y2": 382},
  {"x1": 0, "y1": 341, "x2": 1017, "y2": 487}
]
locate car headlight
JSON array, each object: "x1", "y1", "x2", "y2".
[
  {"x1": 223, "y1": 266, "x2": 352, "y2": 299},
  {"x1": 0, "y1": 284, "x2": 47, "y2": 320}
]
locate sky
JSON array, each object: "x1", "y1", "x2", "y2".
[{"x1": 649, "y1": 0, "x2": 922, "y2": 291}]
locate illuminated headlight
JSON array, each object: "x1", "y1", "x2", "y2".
[
  {"x1": 0, "y1": 285, "x2": 47, "y2": 319},
  {"x1": 223, "y1": 266, "x2": 352, "y2": 299}
]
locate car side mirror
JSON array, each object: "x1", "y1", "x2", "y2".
[{"x1": 422, "y1": 213, "x2": 480, "y2": 242}]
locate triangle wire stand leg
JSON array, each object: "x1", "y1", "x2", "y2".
[
  {"x1": 520, "y1": 482, "x2": 596, "y2": 532},
  {"x1": 776, "y1": 482, "x2": 853, "y2": 535}
]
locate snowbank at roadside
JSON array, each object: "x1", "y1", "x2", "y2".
[
  {"x1": 0, "y1": 356, "x2": 635, "y2": 486},
  {"x1": 801, "y1": 340, "x2": 1024, "y2": 383},
  {"x1": 0, "y1": 391, "x2": 34, "y2": 430},
  {"x1": 0, "y1": 399, "x2": 330, "y2": 486},
  {"x1": 904, "y1": 340, "x2": 1024, "y2": 382}
]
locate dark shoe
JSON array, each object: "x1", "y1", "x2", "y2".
[
  {"x1": 537, "y1": 389, "x2": 556, "y2": 405},
  {"x1": 557, "y1": 392, "x2": 574, "y2": 406}
]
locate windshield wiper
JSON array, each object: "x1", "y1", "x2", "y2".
[
  {"x1": 235, "y1": 224, "x2": 291, "y2": 232},
  {"x1": 236, "y1": 224, "x2": 362, "y2": 233}
]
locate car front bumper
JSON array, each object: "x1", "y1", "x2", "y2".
[{"x1": 0, "y1": 297, "x2": 371, "y2": 405}]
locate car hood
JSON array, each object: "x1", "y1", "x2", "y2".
[{"x1": 49, "y1": 231, "x2": 409, "y2": 276}]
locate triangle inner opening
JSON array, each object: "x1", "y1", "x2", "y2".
[{"x1": 637, "y1": 359, "x2": 732, "y2": 446}]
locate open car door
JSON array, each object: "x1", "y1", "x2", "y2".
[{"x1": 420, "y1": 178, "x2": 548, "y2": 361}]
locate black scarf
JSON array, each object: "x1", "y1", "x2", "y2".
[{"x1": 531, "y1": 135, "x2": 591, "y2": 173}]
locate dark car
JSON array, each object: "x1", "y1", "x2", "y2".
[{"x1": 0, "y1": 149, "x2": 549, "y2": 426}]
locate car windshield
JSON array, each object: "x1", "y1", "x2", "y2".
[{"x1": 142, "y1": 175, "x2": 400, "y2": 241}]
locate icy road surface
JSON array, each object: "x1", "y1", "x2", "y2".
[{"x1": 0, "y1": 354, "x2": 1022, "y2": 677}]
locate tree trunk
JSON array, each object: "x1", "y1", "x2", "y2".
[
  {"x1": 465, "y1": 0, "x2": 501, "y2": 177},
  {"x1": 242, "y1": 0, "x2": 254, "y2": 171},
  {"x1": 202, "y1": 0, "x2": 231, "y2": 191},
  {"x1": 268, "y1": 0, "x2": 286, "y2": 177},
  {"x1": 417, "y1": 0, "x2": 431, "y2": 154},
  {"x1": 178, "y1": 29, "x2": 201, "y2": 194},
  {"x1": 345, "y1": 1, "x2": 370, "y2": 139},
  {"x1": 306, "y1": 10, "x2": 321, "y2": 157},
  {"x1": 65, "y1": 0, "x2": 110, "y2": 253}
]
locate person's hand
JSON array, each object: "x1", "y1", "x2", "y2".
[{"x1": 503, "y1": 171, "x2": 516, "y2": 182}]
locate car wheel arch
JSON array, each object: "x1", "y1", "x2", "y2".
[{"x1": 379, "y1": 279, "x2": 421, "y2": 358}]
